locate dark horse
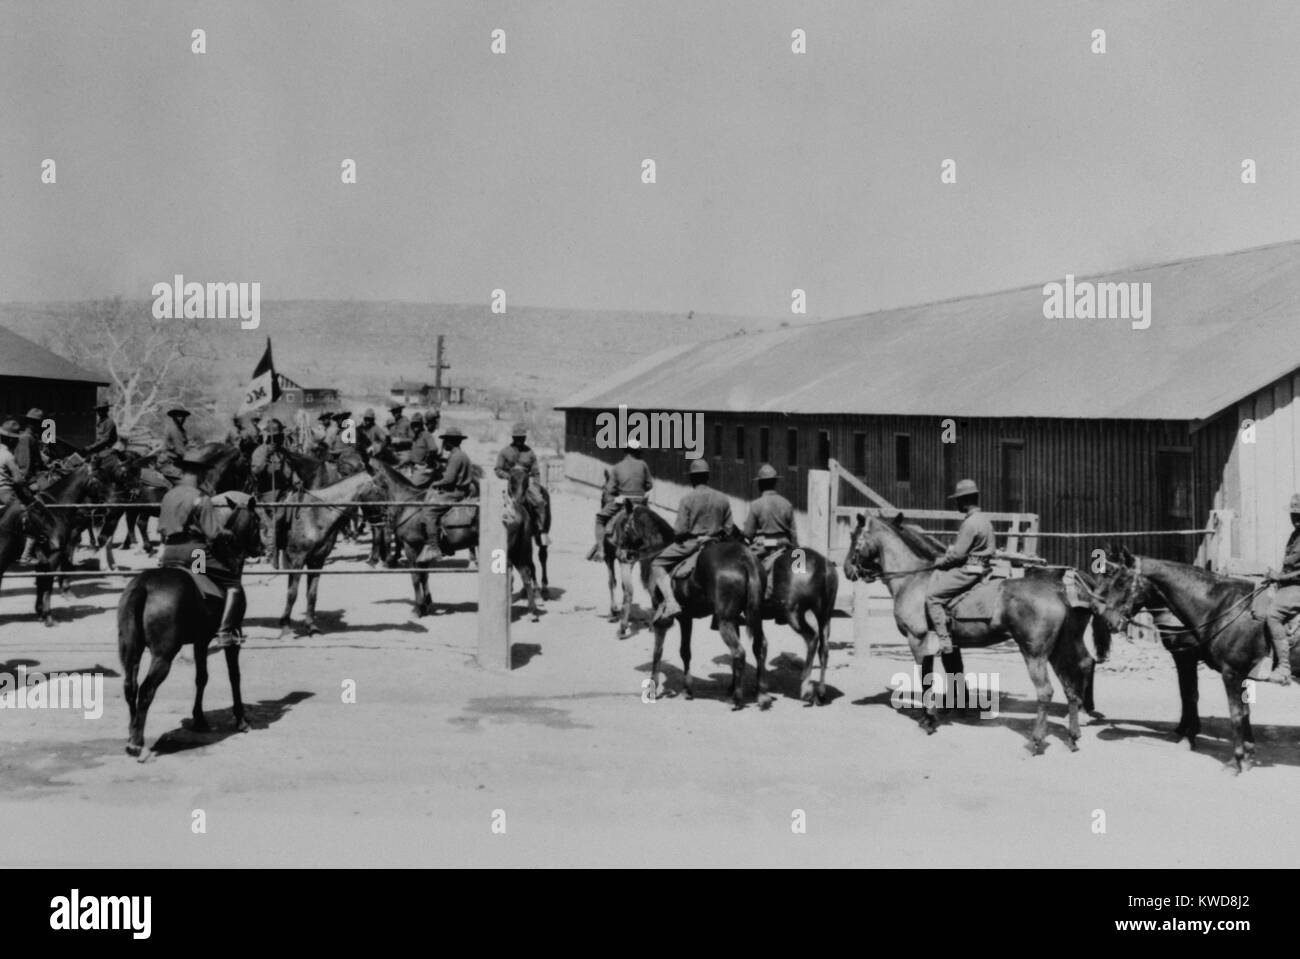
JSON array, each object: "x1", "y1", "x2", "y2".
[
  {"x1": 843, "y1": 513, "x2": 1101, "y2": 753},
  {"x1": 600, "y1": 498, "x2": 642, "y2": 639},
  {"x1": 759, "y1": 545, "x2": 839, "y2": 705},
  {"x1": 1093, "y1": 548, "x2": 1273, "y2": 772},
  {"x1": 116, "y1": 492, "x2": 262, "y2": 758},
  {"x1": 0, "y1": 464, "x2": 101, "y2": 626},
  {"x1": 620, "y1": 505, "x2": 769, "y2": 710},
  {"x1": 503, "y1": 468, "x2": 543, "y2": 620}
]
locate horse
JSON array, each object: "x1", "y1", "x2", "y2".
[
  {"x1": 275, "y1": 471, "x2": 377, "y2": 638},
  {"x1": 620, "y1": 505, "x2": 769, "y2": 710},
  {"x1": 600, "y1": 497, "x2": 642, "y2": 638},
  {"x1": 0, "y1": 464, "x2": 101, "y2": 626},
  {"x1": 116, "y1": 492, "x2": 262, "y2": 758},
  {"x1": 503, "y1": 468, "x2": 543, "y2": 620},
  {"x1": 842, "y1": 513, "x2": 1097, "y2": 753},
  {"x1": 1092, "y1": 548, "x2": 1274, "y2": 772},
  {"x1": 758, "y1": 544, "x2": 839, "y2": 705}
]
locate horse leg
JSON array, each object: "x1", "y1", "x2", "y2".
[
  {"x1": 120, "y1": 633, "x2": 143, "y2": 748},
  {"x1": 225, "y1": 645, "x2": 249, "y2": 732},
  {"x1": 679, "y1": 614, "x2": 694, "y2": 700},
  {"x1": 919, "y1": 652, "x2": 940, "y2": 733},
  {"x1": 751, "y1": 616, "x2": 772, "y2": 710},
  {"x1": 789, "y1": 607, "x2": 818, "y2": 704},
  {"x1": 1048, "y1": 638, "x2": 1088, "y2": 751},
  {"x1": 1220, "y1": 669, "x2": 1249, "y2": 773},
  {"x1": 1020, "y1": 651, "x2": 1054, "y2": 755},
  {"x1": 515, "y1": 560, "x2": 540, "y2": 622},
  {"x1": 191, "y1": 640, "x2": 211, "y2": 732},
  {"x1": 606, "y1": 554, "x2": 619, "y2": 619},
  {"x1": 719, "y1": 617, "x2": 746, "y2": 711},
  {"x1": 650, "y1": 620, "x2": 668, "y2": 700},
  {"x1": 1172, "y1": 648, "x2": 1201, "y2": 749},
  {"x1": 129, "y1": 648, "x2": 176, "y2": 759},
  {"x1": 36, "y1": 571, "x2": 54, "y2": 627},
  {"x1": 279, "y1": 570, "x2": 302, "y2": 639},
  {"x1": 815, "y1": 610, "x2": 831, "y2": 705},
  {"x1": 305, "y1": 568, "x2": 323, "y2": 635},
  {"x1": 537, "y1": 541, "x2": 549, "y2": 598}
]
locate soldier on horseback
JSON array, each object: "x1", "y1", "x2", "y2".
[
  {"x1": 743, "y1": 463, "x2": 798, "y2": 559},
  {"x1": 1262, "y1": 492, "x2": 1300, "y2": 685},
  {"x1": 408, "y1": 413, "x2": 442, "y2": 474},
  {"x1": 495, "y1": 423, "x2": 548, "y2": 542},
  {"x1": 418, "y1": 426, "x2": 474, "y2": 563},
  {"x1": 156, "y1": 449, "x2": 245, "y2": 649},
  {"x1": 386, "y1": 403, "x2": 413, "y2": 459},
  {"x1": 359, "y1": 408, "x2": 386, "y2": 465},
  {"x1": 155, "y1": 407, "x2": 193, "y2": 483},
  {"x1": 84, "y1": 402, "x2": 119, "y2": 456},
  {"x1": 14, "y1": 408, "x2": 48, "y2": 476},
  {"x1": 925, "y1": 478, "x2": 996, "y2": 654},
  {"x1": 250, "y1": 419, "x2": 299, "y2": 565},
  {"x1": 649, "y1": 458, "x2": 735, "y2": 623},
  {"x1": 0, "y1": 418, "x2": 32, "y2": 515},
  {"x1": 310, "y1": 410, "x2": 333, "y2": 456},
  {"x1": 587, "y1": 439, "x2": 653, "y2": 561}
]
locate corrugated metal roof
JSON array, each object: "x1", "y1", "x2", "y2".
[
  {"x1": 557, "y1": 240, "x2": 1300, "y2": 420},
  {"x1": 0, "y1": 325, "x2": 107, "y2": 384}
]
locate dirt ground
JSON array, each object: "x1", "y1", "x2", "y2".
[{"x1": 3, "y1": 485, "x2": 1298, "y2": 868}]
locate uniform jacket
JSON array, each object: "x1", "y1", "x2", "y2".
[
  {"x1": 603, "y1": 455, "x2": 653, "y2": 498},
  {"x1": 675, "y1": 484, "x2": 734, "y2": 540},
  {"x1": 85, "y1": 417, "x2": 119, "y2": 455},
  {"x1": 495, "y1": 443, "x2": 539, "y2": 479},
  {"x1": 743, "y1": 490, "x2": 798, "y2": 544},
  {"x1": 940, "y1": 507, "x2": 996, "y2": 568},
  {"x1": 432, "y1": 447, "x2": 473, "y2": 492}
]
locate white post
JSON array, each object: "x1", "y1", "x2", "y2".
[{"x1": 476, "y1": 474, "x2": 511, "y2": 670}]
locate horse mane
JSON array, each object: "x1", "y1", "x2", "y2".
[
  {"x1": 41, "y1": 462, "x2": 90, "y2": 500},
  {"x1": 870, "y1": 513, "x2": 940, "y2": 559},
  {"x1": 309, "y1": 470, "x2": 375, "y2": 501},
  {"x1": 635, "y1": 504, "x2": 675, "y2": 542}
]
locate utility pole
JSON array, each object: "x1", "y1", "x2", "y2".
[{"x1": 429, "y1": 335, "x2": 450, "y2": 405}]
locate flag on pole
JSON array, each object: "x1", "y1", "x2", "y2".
[{"x1": 238, "y1": 338, "x2": 281, "y2": 415}]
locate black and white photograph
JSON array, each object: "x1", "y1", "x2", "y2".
[{"x1": 1, "y1": 0, "x2": 1292, "y2": 931}]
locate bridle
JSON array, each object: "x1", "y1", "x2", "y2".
[{"x1": 1096, "y1": 555, "x2": 1265, "y2": 643}]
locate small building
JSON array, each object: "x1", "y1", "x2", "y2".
[
  {"x1": 0, "y1": 324, "x2": 108, "y2": 447},
  {"x1": 390, "y1": 380, "x2": 462, "y2": 407},
  {"x1": 558, "y1": 240, "x2": 1300, "y2": 572}
]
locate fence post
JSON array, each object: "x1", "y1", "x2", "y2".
[
  {"x1": 477, "y1": 474, "x2": 511, "y2": 670},
  {"x1": 807, "y1": 469, "x2": 831, "y2": 559}
]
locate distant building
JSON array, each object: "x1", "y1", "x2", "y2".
[
  {"x1": 390, "y1": 380, "x2": 462, "y2": 406},
  {"x1": 271, "y1": 373, "x2": 338, "y2": 411},
  {"x1": 0, "y1": 324, "x2": 108, "y2": 446}
]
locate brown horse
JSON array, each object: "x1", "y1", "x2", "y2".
[
  {"x1": 1093, "y1": 549, "x2": 1273, "y2": 772},
  {"x1": 275, "y1": 471, "x2": 377, "y2": 638},
  {"x1": 116, "y1": 492, "x2": 262, "y2": 758},
  {"x1": 503, "y1": 469, "x2": 543, "y2": 621},
  {"x1": 843, "y1": 513, "x2": 1096, "y2": 753},
  {"x1": 759, "y1": 545, "x2": 839, "y2": 705},
  {"x1": 620, "y1": 505, "x2": 769, "y2": 710}
]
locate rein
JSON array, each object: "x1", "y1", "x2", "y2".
[{"x1": 1103, "y1": 556, "x2": 1268, "y2": 644}]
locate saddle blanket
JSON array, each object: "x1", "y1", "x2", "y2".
[
  {"x1": 140, "y1": 468, "x2": 170, "y2": 489},
  {"x1": 672, "y1": 548, "x2": 701, "y2": 581}
]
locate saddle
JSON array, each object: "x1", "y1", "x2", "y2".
[
  {"x1": 1249, "y1": 584, "x2": 1300, "y2": 636},
  {"x1": 672, "y1": 547, "x2": 704, "y2": 581},
  {"x1": 945, "y1": 581, "x2": 1002, "y2": 621},
  {"x1": 140, "y1": 467, "x2": 171, "y2": 489},
  {"x1": 753, "y1": 546, "x2": 786, "y2": 602},
  {"x1": 160, "y1": 560, "x2": 226, "y2": 602}
]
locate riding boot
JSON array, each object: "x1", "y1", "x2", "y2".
[
  {"x1": 587, "y1": 518, "x2": 605, "y2": 562},
  {"x1": 211, "y1": 586, "x2": 246, "y2": 650},
  {"x1": 929, "y1": 606, "x2": 955, "y2": 655},
  {"x1": 651, "y1": 567, "x2": 681, "y2": 622},
  {"x1": 1266, "y1": 618, "x2": 1293, "y2": 685}
]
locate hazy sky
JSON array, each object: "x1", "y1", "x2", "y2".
[{"x1": 4, "y1": 0, "x2": 1300, "y2": 318}]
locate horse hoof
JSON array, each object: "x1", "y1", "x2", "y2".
[
  {"x1": 125, "y1": 743, "x2": 141, "y2": 757},
  {"x1": 1028, "y1": 740, "x2": 1046, "y2": 756},
  {"x1": 530, "y1": 614, "x2": 540, "y2": 623},
  {"x1": 235, "y1": 718, "x2": 251, "y2": 733},
  {"x1": 308, "y1": 625, "x2": 322, "y2": 636},
  {"x1": 1067, "y1": 737, "x2": 1080, "y2": 753},
  {"x1": 43, "y1": 618, "x2": 54, "y2": 628},
  {"x1": 758, "y1": 693, "x2": 774, "y2": 711},
  {"x1": 683, "y1": 689, "x2": 694, "y2": 701}
]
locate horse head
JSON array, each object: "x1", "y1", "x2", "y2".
[
  {"x1": 843, "y1": 514, "x2": 881, "y2": 582},
  {"x1": 1092, "y1": 547, "x2": 1152, "y2": 631},
  {"x1": 211, "y1": 492, "x2": 264, "y2": 562}
]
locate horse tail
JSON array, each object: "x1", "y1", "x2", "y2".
[
  {"x1": 822, "y1": 555, "x2": 840, "y2": 632},
  {"x1": 117, "y1": 574, "x2": 148, "y2": 704}
]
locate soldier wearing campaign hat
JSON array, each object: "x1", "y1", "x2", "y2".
[
  {"x1": 494, "y1": 422, "x2": 548, "y2": 542},
  {"x1": 1262, "y1": 493, "x2": 1300, "y2": 684},
  {"x1": 648, "y1": 457, "x2": 735, "y2": 622},
  {"x1": 154, "y1": 407, "x2": 193, "y2": 483},
  {"x1": 743, "y1": 463, "x2": 798, "y2": 559},
  {"x1": 386, "y1": 403, "x2": 413, "y2": 456},
  {"x1": 924, "y1": 478, "x2": 996, "y2": 655},
  {"x1": 250, "y1": 419, "x2": 297, "y2": 566},
  {"x1": 85, "y1": 401, "x2": 120, "y2": 456},
  {"x1": 156, "y1": 447, "x2": 246, "y2": 649},
  {"x1": 418, "y1": 426, "x2": 475, "y2": 563},
  {"x1": 0, "y1": 417, "x2": 32, "y2": 512},
  {"x1": 587, "y1": 437, "x2": 654, "y2": 562},
  {"x1": 13, "y1": 407, "x2": 47, "y2": 476}
]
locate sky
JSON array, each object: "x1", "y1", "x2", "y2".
[{"x1": 3, "y1": 0, "x2": 1300, "y2": 318}]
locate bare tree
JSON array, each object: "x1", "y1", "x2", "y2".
[{"x1": 39, "y1": 297, "x2": 218, "y2": 442}]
